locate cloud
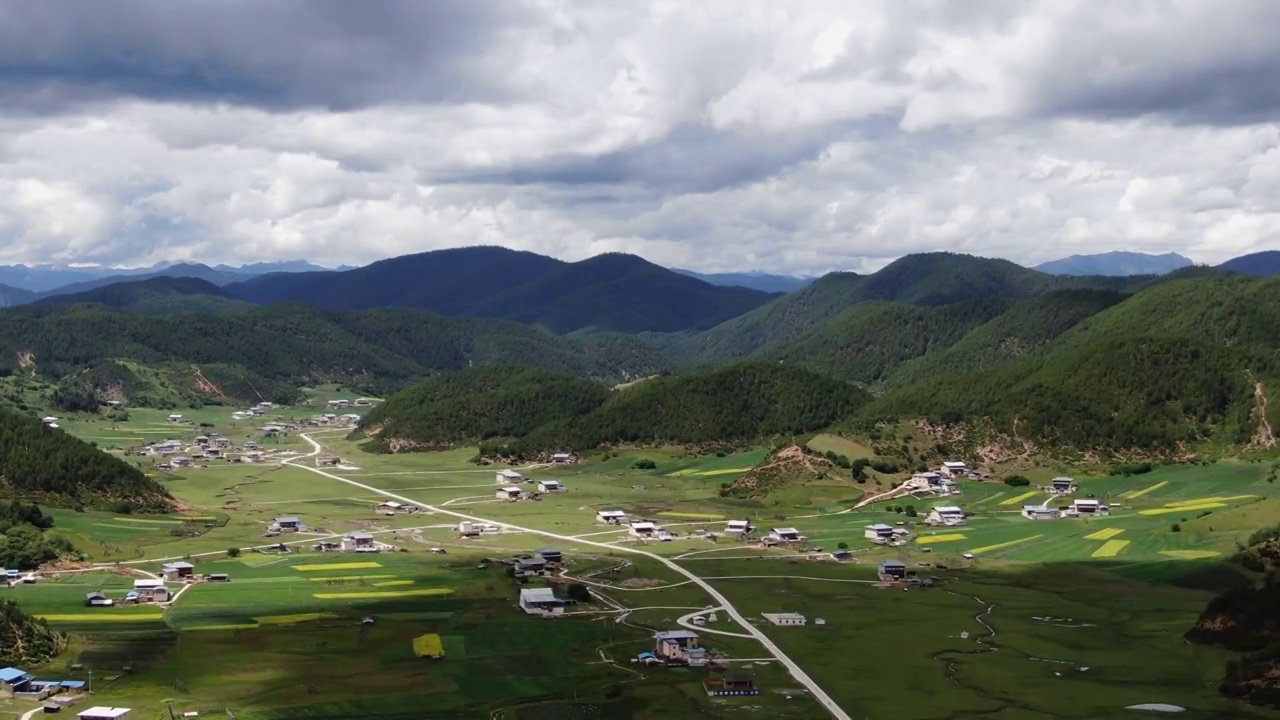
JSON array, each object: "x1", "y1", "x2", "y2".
[{"x1": 0, "y1": 0, "x2": 1277, "y2": 273}]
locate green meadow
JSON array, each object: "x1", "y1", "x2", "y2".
[{"x1": 12, "y1": 413, "x2": 1280, "y2": 719}]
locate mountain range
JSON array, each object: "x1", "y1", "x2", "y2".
[
  {"x1": 1033, "y1": 251, "x2": 1193, "y2": 276},
  {"x1": 6, "y1": 243, "x2": 1280, "y2": 456}
]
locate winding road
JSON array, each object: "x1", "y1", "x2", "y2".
[{"x1": 284, "y1": 432, "x2": 851, "y2": 720}]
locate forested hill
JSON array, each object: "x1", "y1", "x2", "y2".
[
  {"x1": 224, "y1": 246, "x2": 777, "y2": 334},
  {"x1": 360, "y1": 363, "x2": 870, "y2": 457},
  {"x1": 357, "y1": 367, "x2": 611, "y2": 451},
  {"x1": 0, "y1": 303, "x2": 669, "y2": 404},
  {"x1": 34, "y1": 276, "x2": 254, "y2": 315},
  {"x1": 0, "y1": 411, "x2": 170, "y2": 510},
  {"x1": 670, "y1": 252, "x2": 1151, "y2": 363},
  {"x1": 863, "y1": 276, "x2": 1280, "y2": 450}
]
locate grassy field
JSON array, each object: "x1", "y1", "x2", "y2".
[{"x1": 17, "y1": 418, "x2": 1280, "y2": 719}]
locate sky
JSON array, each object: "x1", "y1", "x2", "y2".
[{"x1": 0, "y1": 0, "x2": 1278, "y2": 275}]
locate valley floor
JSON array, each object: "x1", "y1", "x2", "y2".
[{"x1": 6, "y1": 410, "x2": 1280, "y2": 720}]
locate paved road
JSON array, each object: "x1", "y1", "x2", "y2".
[{"x1": 285, "y1": 433, "x2": 851, "y2": 720}]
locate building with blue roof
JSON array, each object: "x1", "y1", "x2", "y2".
[{"x1": 0, "y1": 666, "x2": 31, "y2": 696}]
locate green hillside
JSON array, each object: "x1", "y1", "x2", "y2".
[
  {"x1": 865, "y1": 276, "x2": 1280, "y2": 450},
  {"x1": 357, "y1": 367, "x2": 610, "y2": 451},
  {"x1": 0, "y1": 411, "x2": 170, "y2": 510},
  {"x1": 0, "y1": 303, "x2": 670, "y2": 405},
  {"x1": 886, "y1": 289, "x2": 1127, "y2": 387},
  {"x1": 765, "y1": 299, "x2": 1014, "y2": 384},
  {"x1": 363, "y1": 363, "x2": 870, "y2": 457},
  {"x1": 672, "y1": 253, "x2": 1142, "y2": 363}
]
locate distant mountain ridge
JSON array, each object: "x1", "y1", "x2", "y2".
[
  {"x1": 33, "y1": 276, "x2": 254, "y2": 315},
  {"x1": 1219, "y1": 251, "x2": 1280, "y2": 277},
  {"x1": 0, "y1": 259, "x2": 337, "y2": 294},
  {"x1": 224, "y1": 247, "x2": 778, "y2": 334},
  {"x1": 673, "y1": 269, "x2": 815, "y2": 293},
  {"x1": 1033, "y1": 251, "x2": 1193, "y2": 276}
]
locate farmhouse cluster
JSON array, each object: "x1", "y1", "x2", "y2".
[
  {"x1": 494, "y1": 469, "x2": 568, "y2": 502},
  {"x1": 136, "y1": 432, "x2": 270, "y2": 467}
]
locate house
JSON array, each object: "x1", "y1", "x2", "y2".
[
  {"x1": 496, "y1": 469, "x2": 524, "y2": 485},
  {"x1": 208, "y1": 573, "x2": 230, "y2": 582},
  {"x1": 1071, "y1": 498, "x2": 1109, "y2": 516},
  {"x1": 630, "y1": 521, "x2": 658, "y2": 538},
  {"x1": 519, "y1": 587, "x2": 565, "y2": 616},
  {"x1": 317, "y1": 455, "x2": 341, "y2": 466},
  {"x1": 214, "y1": 437, "x2": 232, "y2": 448},
  {"x1": 768, "y1": 527, "x2": 803, "y2": 543},
  {"x1": 725, "y1": 519, "x2": 753, "y2": 534},
  {"x1": 597, "y1": 510, "x2": 628, "y2": 524},
  {"x1": 865, "y1": 523, "x2": 895, "y2": 542},
  {"x1": 907, "y1": 471, "x2": 943, "y2": 490},
  {"x1": 166, "y1": 414, "x2": 184, "y2": 423},
  {"x1": 353, "y1": 398, "x2": 373, "y2": 407},
  {"x1": 193, "y1": 435, "x2": 210, "y2": 445},
  {"x1": 636, "y1": 651, "x2": 661, "y2": 665},
  {"x1": 374, "y1": 500, "x2": 418, "y2": 514},
  {"x1": 152, "y1": 439, "x2": 182, "y2": 454},
  {"x1": 1050, "y1": 477, "x2": 1077, "y2": 494},
  {"x1": 205, "y1": 447, "x2": 223, "y2": 459},
  {"x1": 161, "y1": 561, "x2": 195, "y2": 580},
  {"x1": 1022, "y1": 504, "x2": 1058, "y2": 520},
  {"x1": 85, "y1": 591, "x2": 114, "y2": 607},
  {"x1": 926, "y1": 506, "x2": 967, "y2": 526},
  {"x1": 940, "y1": 461, "x2": 969, "y2": 477},
  {"x1": 514, "y1": 556, "x2": 548, "y2": 577},
  {"x1": 879, "y1": 560, "x2": 907, "y2": 580},
  {"x1": 537, "y1": 479, "x2": 563, "y2": 493},
  {"x1": 535, "y1": 548, "x2": 563, "y2": 565},
  {"x1": 341, "y1": 533, "x2": 377, "y2": 552},
  {"x1": 761, "y1": 612, "x2": 807, "y2": 626},
  {"x1": 496, "y1": 486, "x2": 523, "y2": 501},
  {"x1": 551, "y1": 453, "x2": 574, "y2": 463},
  {"x1": 273, "y1": 516, "x2": 303, "y2": 532},
  {"x1": 327, "y1": 399, "x2": 350, "y2": 409},
  {"x1": 41, "y1": 416, "x2": 57, "y2": 425},
  {"x1": 170, "y1": 456, "x2": 192, "y2": 468},
  {"x1": 704, "y1": 675, "x2": 760, "y2": 697},
  {"x1": 654, "y1": 630, "x2": 703, "y2": 665},
  {"x1": 77, "y1": 708, "x2": 133, "y2": 720},
  {"x1": 313, "y1": 540, "x2": 340, "y2": 551},
  {"x1": 456, "y1": 521, "x2": 480, "y2": 537},
  {"x1": 132, "y1": 579, "x2": 170, "y2": 602},
  {"x1": 0, "y1": 666, "x2": 31, "y2": 697},
  {"x1": 244, "y1": 441, "x2": 262, "y2": 451},
  {"x1": 830, "y1": 550, "x2": 853, "y2": 562}
]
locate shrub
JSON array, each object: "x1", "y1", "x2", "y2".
[
  {"x1": 836, "y1": 541, "x2": 849, "y2": 550},
  {"x1": 226, "y1": 547, "x2": 241, "y2": 557},
  {"x1": 1172, "y1": 523, "x2": 1182, "y2": 533},
  {"x1": 1003, "y1": 475, "x2": 1031, "y2": 487},
  {"x1": 633, "y1": 458, "x2": 657, "y2": 470},
  {"x1": 905, "y1": 505, "x2": 918, "y2": 517}
]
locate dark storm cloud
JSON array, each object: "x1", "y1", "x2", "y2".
[
  {"x1": 1026, "y1": 1, "x2": 1280, "y2": 126},
  {"x1": 0, "y1": 0, "x2": 536, "y2": 112}
]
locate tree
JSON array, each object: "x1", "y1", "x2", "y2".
[
  {"x1": 226, "y1": 547, "x2": 241, "y2": 557},
  {"x1": 1171, "y1": 523, "x2": 1182, "y2": 533},
  {"x1": 565, "y1": 583, "x2": 592, "y2": 603},
  {"x1": 633, "y1": 458, "x2": 657, "y2": 470},
  {"x1": 836, "y1": 541, "x2": 848, "y2": 550},
  {"x1": 1003, "y1": 475, "x2": 1031, "y2": 487},
  {"x1": 905, "y1": 505, "x2": 918, "y2": 517}
]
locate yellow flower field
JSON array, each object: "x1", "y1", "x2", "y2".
[
  {"x1": 1124, "y1": 481, "x2": 1168, "y2": 499},
  {"x1": 1084, "y1": 528, "x2": 1125, "y2": 540},
  {"x1": 1138, "y1": 503, "x2": 1227, "y2": 516},
  {"x1": 307, "y1": 574, "x2": 397, "y2": 582},
  {"x1": 373, "y1": 580, "x2": 414, "y2": 587},
  {"x1": 293, "y1": 561, "x2": 384, "y2": 572},
  {"x1": 1164, "y1": 495, "x2": 1255, "y2": 507},
  {"x1": 970, "y1": 535, "x2": 1043, "y2": 554},
  {"x1": 916, "y1": 533, "x2": 967, "y2": 544},
  {"x1": 657, "y1": 511, "x2": 726, "y2": 519},
  {"x1": 998, "y1": 491, "x2": 1040, "y2": 506},
  {"x1": 1159, "y1": 550, "x2": 1222, "y2": 560},
  {"x1": 1091, "y1": 540, "x2": 1130, "y2": 558},
  {"x1": 314, "y1": 588, "x2": 454, "y2": 600},
  {"x1": 412, "y1": 633, "x2": 445, "y2": 657}
]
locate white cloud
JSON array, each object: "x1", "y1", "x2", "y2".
[{"x1": 0, "y1": 1, "x2": 1278, "y2": 272}]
